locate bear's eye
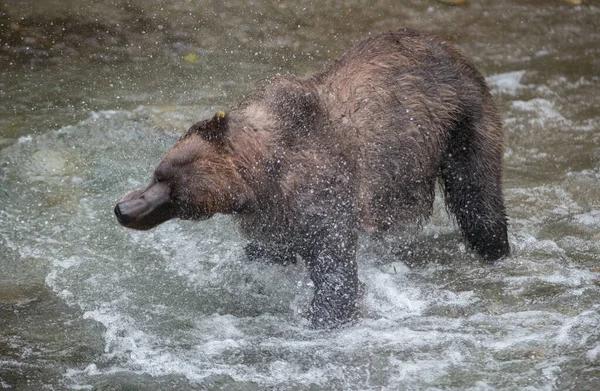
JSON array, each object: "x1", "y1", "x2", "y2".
[
  {"x1": 153, "y1": 164, "x2": 171, "y2": 183},
  {"x1": 153, "y1": 172, "x2": 164, "y2": 183}
]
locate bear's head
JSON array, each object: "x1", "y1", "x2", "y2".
[{"x1": 114, "y1": 111, "x2": 255, "y2": 230}]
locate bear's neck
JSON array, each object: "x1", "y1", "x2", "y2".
[{"x1": 226, "y1": 103, "x2": 283, "y2": 194}]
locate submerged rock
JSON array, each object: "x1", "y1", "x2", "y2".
[{"x1": 27, "y1": 149, "x2": 73, "y2": 183}]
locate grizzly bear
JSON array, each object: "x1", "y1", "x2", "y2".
[{"x1": 115, "y1": 29, "x2": 509, "y2": 328}]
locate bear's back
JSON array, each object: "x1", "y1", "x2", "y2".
[
  {"x1": 310, "y1": 30, "x2": 493, "y2": 231},
  {"x1": 237, "y1": 29, "x2": 500, "y2": 234}
]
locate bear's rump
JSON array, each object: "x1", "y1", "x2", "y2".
[
  {"x1": 341, "y1": 85, "x2": 448, "y2": 232},
  {"x1": 356, "y1": 133, "x2": 440, "y2": 232}
]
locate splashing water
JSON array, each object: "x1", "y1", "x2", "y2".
[{"x1": 1, "y1": 1, "x2": 599, "y2": 390}]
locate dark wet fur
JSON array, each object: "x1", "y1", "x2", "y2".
[{"x1": 116, "y1": 29, "x2": 509, "y2": 328}]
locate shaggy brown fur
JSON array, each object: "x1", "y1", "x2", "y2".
[{"x1": 115, "y1": 29, "x2": 509, "y2": 328}]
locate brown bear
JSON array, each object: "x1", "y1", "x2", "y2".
[{"x1": 115, "y1": 29, "x2": 509, "y2": 328}]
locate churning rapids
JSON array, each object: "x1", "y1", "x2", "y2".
[{"x1": 1, "y1": 1, "x2": 599, "y2": 390}]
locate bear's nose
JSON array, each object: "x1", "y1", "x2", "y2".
[{"x1": 114, "y1": 203, "x2": 133, "y2": 225}]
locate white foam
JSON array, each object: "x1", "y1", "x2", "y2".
[
  {"x1": 538, "y1": 268, "x2": 597, "y2": 286},
  {"x1": 199, "y1": 339, "x2": 241, "y2": 357},
  {"x1": 511, "y1": 98, "x2": 569, "y2": 125},
  {"x1": 487, "y1": 70, "x2": 526, "y2": 95},
  {"x1": 573, "y1": 210, "x2": 600, "y2": 228},
  {"x1": 361, "y1": 266, "x2": 427, "y2": 320},
  {"x1": 587, "y1": 343, "x2": 600, "y2": 361},
  {"x1": 195, "y1": 314, "x2": 245, "y2": 340}
]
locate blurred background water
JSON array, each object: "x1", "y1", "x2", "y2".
[{"x1": 1, "y1": 1, "x2": 599, "y2": 390}]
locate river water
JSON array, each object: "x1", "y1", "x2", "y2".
[{"x1": 1, "y1": 1, "x2": 599, "y2": 390}]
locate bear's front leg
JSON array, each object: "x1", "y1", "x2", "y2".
[{"x1": 303, "y1": 229, "x2": 361, "y2": 329}]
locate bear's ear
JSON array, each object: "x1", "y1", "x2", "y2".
[{"x1": 186, "y1": 111, "x2": 229, "y2": 143}]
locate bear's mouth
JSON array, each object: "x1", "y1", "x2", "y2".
[{"x1": 114, "y1": 183, "x2": 177, "y2": 230}]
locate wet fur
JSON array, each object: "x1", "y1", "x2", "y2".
[
  {"x1": 229, "y1": 30, "x2": 508, "y2": 259},
  {"x1": 128, "y1": 29, "x2": 509, "y2": 328}
]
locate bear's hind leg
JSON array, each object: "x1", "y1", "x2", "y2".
[{"x1": 440, "y1": 111, "x2": 510, "y2": 262}]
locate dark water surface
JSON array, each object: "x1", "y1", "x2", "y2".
[{"x1": 1, "y1": 1, "x2": 599, "y2": 390}]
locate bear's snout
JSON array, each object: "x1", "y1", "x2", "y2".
[
  {"x1": 114, "y1": 201, "x2": 136, "y2": 225},
  {"x1": 114, "y1": 183, "x2": 177, "y2": 230}
]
